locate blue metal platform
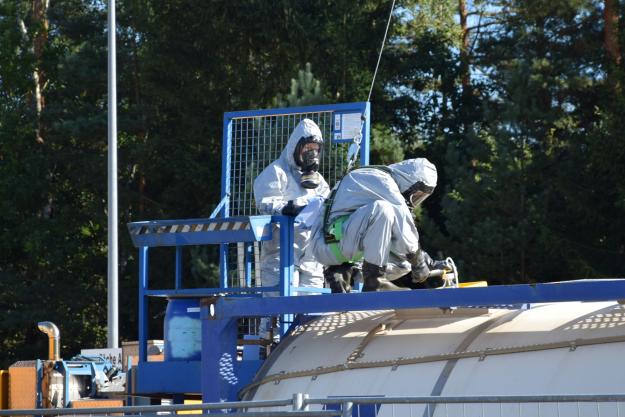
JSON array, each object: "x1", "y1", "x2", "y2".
[{"x1": 126, "y1": 102, "x2": 625, "y2": 407}]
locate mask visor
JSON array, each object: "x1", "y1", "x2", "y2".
[{"x1": 409, "y1": 190, "x2": 430, "y2": 207}]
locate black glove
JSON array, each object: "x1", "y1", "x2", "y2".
[
  {"x1": 407, "y1": 249, "x2": 430, "y2": 284},
  {"x1": 429, "y1": 259, "x2": 452, "y2": 271},
  {"x1": 281, "y1": 200, "x2": 306, "y2": 216}
]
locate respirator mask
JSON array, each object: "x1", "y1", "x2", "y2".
[
  {"x1": 402, "y1": 181, "x2": 435, "y2": 208},
  {"x1": 294, "y1": 135, "x2": 323, "y2": 189}
]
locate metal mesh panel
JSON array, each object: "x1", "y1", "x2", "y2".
[
  {"x1": 225, "y1": 109, "x2": 356, "y2": 292},
  {"x1": 228, "y1": 111, "x2": 349, "y2": 216},
  {"x1": 221, "y1": 105, "x2": 368, "y2": 339},
  {"x1": 222, "y1": 107, "x2": 369, "y2": 290}
]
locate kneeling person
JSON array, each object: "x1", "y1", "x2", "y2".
[{"x1": 311, "y1": 158, "x2": 442, "y2": 292}]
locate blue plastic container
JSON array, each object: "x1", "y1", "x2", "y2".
[{"x1": 164, "y1": 298, "x2": 201, "y2": 361}]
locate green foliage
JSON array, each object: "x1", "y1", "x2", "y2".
[
  {"x1": 274, "y1": 63, "x2": 328, "y2": 107},
  {"x1": 369, "y1": 124, "x2": 404, "y2": 165}
]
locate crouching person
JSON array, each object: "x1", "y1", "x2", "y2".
[{"x1": 311, "y1": 158, "x2": 444, "y2": 292}]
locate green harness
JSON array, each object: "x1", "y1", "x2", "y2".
[{"x1": 326, "y1": 215, "x2": 362, "y2": 263}]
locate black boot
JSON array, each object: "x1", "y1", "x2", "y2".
[
  {"x1": 324, "y1": 263, "x2": 359, "y2": 293},
  {"x1": 362, "y1": 261, "x2": 404, "y2": 292}
]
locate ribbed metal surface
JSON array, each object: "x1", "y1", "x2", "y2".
[{"x1": 246, "y1": 301, "x2": 625, "y2": 412}]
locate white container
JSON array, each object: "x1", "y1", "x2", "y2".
[{"x1": 243, "y1": 301, "x2": 625, "y2": 413}]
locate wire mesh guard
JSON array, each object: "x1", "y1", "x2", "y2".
[
  {"x1": 224, "y1": 110, "x2": 358, "y2": 287},
  {"x1": 228, "y1": 111, "x2": 351, "y2": 217},
  {"x1": 223, "y1": 107, "x2": 367, "y2": 350}
]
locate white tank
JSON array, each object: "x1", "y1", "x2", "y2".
[{"x1": 243, "y1": 301, "x2": 625, "y2": 409}]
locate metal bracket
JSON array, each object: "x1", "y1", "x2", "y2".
[
  {"x1": 478, "y1": 348, "x2": 491, "y2": 361},
  {"x1": 311, "y1": 366, "x2": 323, "y2": 381},
  {"x1": 391, "y1": 357, "x2": 404, "y2": 371},
  {"x1": 274, "y1": 371, "x2": 285, "y2": 385}
]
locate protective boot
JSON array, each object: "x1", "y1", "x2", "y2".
[
  {"x1": 324, "y1": 263, "x2": 357, "y2": 293},
  {"x1": 362, "y1": 261, "x2": 404, "y2": 292}
]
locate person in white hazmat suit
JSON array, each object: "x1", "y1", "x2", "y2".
[
  {"x1": 253, "y1": 118, "x2": 330, "y2": 297},
  {"x1": 311, "y1": 158, "x2": 445, "y2": 292}
]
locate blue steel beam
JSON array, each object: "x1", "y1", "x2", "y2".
[
  {"x1": 144, "y1": 287, "x2": 275, "y2": 297},
  {"x1": 223, "y1": 102, "x2": 368, "y2": 119},
  {"x1": 213, "y1": 279, "x2": 625, "y2": 318},
  {"x1": 127, "y1": 216, "x2": 273, "y2": 247}
]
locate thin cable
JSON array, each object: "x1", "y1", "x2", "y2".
[{"x1": 367, "y1": 0, "x2": 396, "y2": 103}]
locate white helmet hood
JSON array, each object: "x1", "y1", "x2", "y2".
[{"x1": 388, "y1": 158, "x2": 438, "y2": 194}]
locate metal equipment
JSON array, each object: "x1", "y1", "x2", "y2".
[
  {"x1": 125, "y1": 102, "x2": 625, "y2": 407},
  {"x1": 5, "y1": 322, "x2": 125, "y2": 410},
  {"x1": 244, "y1": 301, "x2": 625, "y2": 412},
  {"x1": 127, "y1": 102, "x2": 371, "y2": 399},
  {"x1": 427, "y1": 257, "x2": 459, "y2": 288}
]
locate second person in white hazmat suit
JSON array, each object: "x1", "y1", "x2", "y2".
[
  {"x1": 311, "y1": 158, "x2": 443, "y2": 292},
  {"x1": 253, "y1": 118, "x2": 330, "y2": 295}
]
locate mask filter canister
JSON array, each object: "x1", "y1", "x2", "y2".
[{"x1": 301, "y1": 171, "x2": 321, "y2": 189}]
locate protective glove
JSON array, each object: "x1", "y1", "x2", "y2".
[
  {"x1": 429, "y1": 259, "x2": 452, "y2": 272},
  {"x1": 406, "y1": 249, "x2": 430, "y2": 284},
  {"x1": 281, "y1": 200, "x2": 306, "y2": 216}
]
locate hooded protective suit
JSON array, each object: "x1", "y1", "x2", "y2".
[
  {"x1": 253, "y1": 119, "x2": 330, "y2": 294},
  {"x1": 311, "y1": 158, "x2": 437, "y2": 278}
]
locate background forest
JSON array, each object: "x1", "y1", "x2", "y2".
[{"x1": 1, "y1": 0, "x2": 624, "y2": 367}]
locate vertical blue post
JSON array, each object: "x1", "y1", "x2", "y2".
[
  {"x1": 201, "y1": 299, "x2": 239, "y2": 405},
  {"x1": 175, "y1": 246, "x2": 183, "y2": 289},
  {"x1": 219, "y1": 115, "x2": 232, "y2": 290},
  {"x1": 278, "y1": 215, "x2": 295, "y2": 335},
  {"x1": 138, "y1": 246, "x2": 149, "y2": 363},
  {"x1": 219, "y1": 245, "x2": 229, "y2": 289},
  {"x1": 244, "y1": 242, "x2": 253, "y2": 287}
]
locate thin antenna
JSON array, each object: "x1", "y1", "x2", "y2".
[{"x1": 367, "y1": 0, "x2": 396, "y2": 103}]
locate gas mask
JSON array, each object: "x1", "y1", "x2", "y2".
[
  {"x1": 294, "y1": 135, "x2": 323, "y2": 189},
  {"x1": 402, "y1": 181, "x2": 435, "y2": 208}
]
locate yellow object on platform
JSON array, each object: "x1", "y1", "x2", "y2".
[
  {"x1": 178, "y1": 399, "x2": 202, "y2": 414},
  {"x1": 458, "y1": 281, "x2": 488, "y2": 288},
  {"x1": 0, "y1": 370, "x2": 8, "y2": 409}
]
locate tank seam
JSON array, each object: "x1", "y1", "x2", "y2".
[{"x1": 238, "y1": 333, "x2": 625, "y2": 396}]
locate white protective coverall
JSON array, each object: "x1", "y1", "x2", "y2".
[
  {"x1": 253, "y1": 119, "x2": 330, "y2": 294},
  {"x1": 311, "y1": 158, "x2": 437, "y2": 279}
]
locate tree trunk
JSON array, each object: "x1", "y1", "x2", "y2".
[
  {"x1": 30, "y1": 0, "x2": 50, "y2": 144},
  {"x1": 604, "y1": 0, "x2": 621, "y2": 66},
  {"x1": 604, "y1": 0, "x2": 622, "y2": 92},
  {"x1": 131, "y1": 33, "x2": 148, "y2": 216},
  {"x1": 458, "y1": 0, "x2": 471, "y2": 133}
]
